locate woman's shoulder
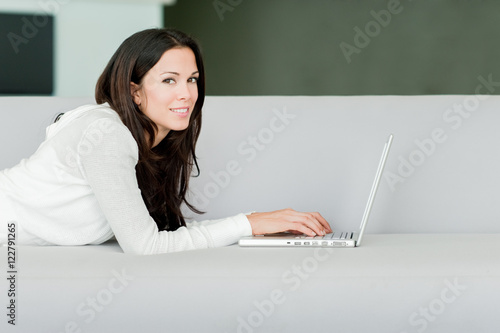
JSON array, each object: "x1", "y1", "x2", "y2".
[
  {"x1": 41, "y1": 104, "x2": 139, "y2": 166},
  {"x1": 46, "y1": 103, "x2": 131, "y2": 140}
]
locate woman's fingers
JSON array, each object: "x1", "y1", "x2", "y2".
[
  {"x1": 280, "y1": 209, "x2": 331, "y2": 236},
  {"x1": 247, "y1": 208, "x2": 332, "y2": 236},
  {"x1": 283, "y1": 221, "x2": 317, "y2": 237},
  {"x1": 310, "y1": 211, "x2": 332, "y2": 233}
]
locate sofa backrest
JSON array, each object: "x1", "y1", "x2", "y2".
[{"x1": 1, "y1": 95, "x2": 499, "y2": 234}]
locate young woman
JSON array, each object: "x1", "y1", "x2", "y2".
[{"x1": 0, "y1": 28, "x2": 331, "y2": 254}]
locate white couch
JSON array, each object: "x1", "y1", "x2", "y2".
[{"x1": 1, "y1": 95, "x2": 499, "y2": 333}]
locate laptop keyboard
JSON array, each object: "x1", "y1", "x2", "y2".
[{"x1": 296, "y1": 232, "x2": 353, "y2": 240}]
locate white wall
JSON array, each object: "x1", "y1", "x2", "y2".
[{"x1": 0, "y1": 0, "x2": 170, "y2": 97}]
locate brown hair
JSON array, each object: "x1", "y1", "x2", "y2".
[{"x1": 95, "y1": 28, "x2": 205, "y2": 231}]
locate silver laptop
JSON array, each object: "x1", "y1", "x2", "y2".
[{"x1": 239, "y1": 134, "x2": 393, "y2": 248}]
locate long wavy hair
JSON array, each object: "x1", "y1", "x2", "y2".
[{"x1": 95, "y1": 28, "x2": 205, "y2": 231}]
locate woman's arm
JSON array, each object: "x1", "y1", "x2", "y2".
[{"x1": 78, "y1": 118, "x2": 253, "y2": 254}]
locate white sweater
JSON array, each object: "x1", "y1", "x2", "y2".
[{"x1": 0, "y1": 104, "x2": 252, "y2": 254}]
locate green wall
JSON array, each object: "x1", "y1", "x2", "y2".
[{"x1": 164, "y1": 0, "x2": 500, "y2": 95}]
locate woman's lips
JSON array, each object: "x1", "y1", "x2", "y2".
[{"x1": 170, "y1": 107, "x2": 190, "y2": 117}]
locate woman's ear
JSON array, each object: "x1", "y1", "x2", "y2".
[{"x1": 130, "y1": 82, "x2": 142, "y2": 106}]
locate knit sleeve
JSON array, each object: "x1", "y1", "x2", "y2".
[{"x1": 78, "y1": 118, "x2": 252, "y2": 255}]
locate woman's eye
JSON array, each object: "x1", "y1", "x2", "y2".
[
  {"x1": 188, "y1": 77, "x2": 198, "y2": 83},
  {"x1": 163, "y1": 78, "x2": 175, "y2": 84}
]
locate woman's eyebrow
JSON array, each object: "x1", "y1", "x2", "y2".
[
  {"x1": 160, "y1": 71, "x2": 199, "y2": 76},
  {"x1": 161, "y1": 71, "x2": 179, "y2": 76}
]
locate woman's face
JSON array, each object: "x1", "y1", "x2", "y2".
[{"x1": 131, "y1": 47, "x2": 199, "y2": 147}]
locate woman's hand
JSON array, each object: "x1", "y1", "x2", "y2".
[{"x1": 246, "y1": 208, "x2": 332, "y2": 237}]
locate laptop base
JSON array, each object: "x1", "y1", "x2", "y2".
[{"x1": 238, "y1": 232, "x2": 359, "y2": 248}]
